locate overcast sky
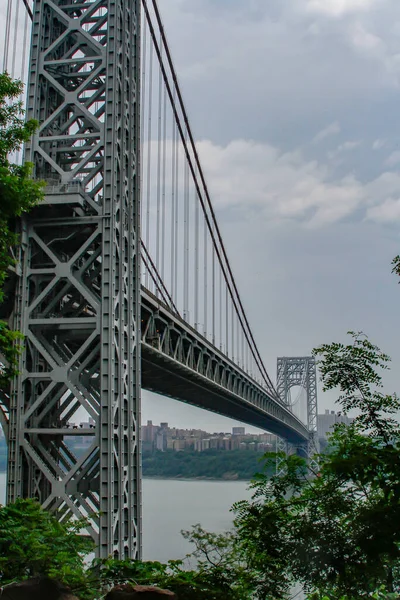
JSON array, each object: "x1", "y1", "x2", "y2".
[{"x1": 143, "y1": 0, "x2": 400, "y2": 433}]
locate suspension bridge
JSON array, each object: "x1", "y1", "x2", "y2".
[{"x1": 0, "y1": 0, "x2": 318, "y2": 558}]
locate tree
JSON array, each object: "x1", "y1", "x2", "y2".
[
  {"x1": 0, "y1": 72, "x2": 44, "y2": 386},
  {"x1": 90, "y1": 526, "x2": 256, "y2": 599},
  {"x1": 0, "y1": 498, "x2": 93, "y2": 597},
  {"x1": 234, "y1": 332, "x2": 400, "y2": 599}
]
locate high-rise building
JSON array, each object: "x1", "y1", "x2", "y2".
[
  {"x1": 156, "y1": 431, "x2": 167, "y2": 452},
  {"x1": 232, "y1": 426, "x2": 245, "y2": 435},
  {"x1": 317, "y1": 410, "x2": 353, "y2": 440}
]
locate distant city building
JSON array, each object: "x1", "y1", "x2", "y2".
[
  {"x1": 140, "y1": 421, "x2": 277, "y2": 453},
  {"x1": 317, "y1": 410, "x2": 353, "y2": 440},
  {"x1": 173, "y1": 439, "x2": 185, "y2": 451},
  {"x1": 156, "y1": 431, "x2": 167, "y2": 452},
  {"x1": 232, "y1": 426, "x2": 245, "y2": 435},
  {"x1": 222, "y1": 437, "x2": 231, "y2": 450},
  {"x1": 143, "y1": 420, "x2": 157, "y2": 443}
]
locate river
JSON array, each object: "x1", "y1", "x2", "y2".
[{"x1": 0, "y1": 473, "x2": 251, "y2": 562}]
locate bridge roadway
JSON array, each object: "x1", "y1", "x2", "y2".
[
  {"x1": 141, "y1": 289, "x2": 308, "y2": 445},
  {"x1": 0, "y1": 275, "x2": 308, "y2": 446}
]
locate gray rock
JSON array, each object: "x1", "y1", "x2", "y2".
[
  {"x1": 0, "y1": 578, "x2": 79, "y2": 600},
  {"x1": 105, "y1": 584, "x2": 176, "y2": 600}
]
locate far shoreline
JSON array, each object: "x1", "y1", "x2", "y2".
[
  {"x1": 143, "y1": 475, "x2": 251, "y2": 483},
  {"x1": 0, "y1": 471, "x2": 251, "y2": 483}
]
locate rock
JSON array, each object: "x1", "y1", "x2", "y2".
[
  {"x1": 105, "y1": 584, "x2": 177, "y2": 600},
  {"x1": 0, "y1": 578, "x2": 79, "y2": 600}
]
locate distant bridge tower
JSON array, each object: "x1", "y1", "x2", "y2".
[
  {"x1": 6, "y1": 0, "x2": 141, "y2": 558},
  {"x1": 276, "y1": 357, "x2": 319, "y2": 467}
]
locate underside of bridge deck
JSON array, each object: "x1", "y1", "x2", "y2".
[{"x1": 141, "y1": 344, "x2": 307, "y2": 445}]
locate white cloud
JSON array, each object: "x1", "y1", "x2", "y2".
[
  {"x1": 385, "y1": 151, "x2": 400, "y2": 166},
  {"x1": 367, "y1": 198, "x2": 400, "y2": 222},
  {"x1": 343, "y1": 22, "x2": 400, "y2": 84},
  {"x1": 197, "y1": 139, "x2": 364, "y2": 226},
  {"x1": 306, "y1": 0, "x2": 379, "y2": 17},
  {"x1": 350, "y1": 23, "x2": 383, "y2": 54},
  {"x1": 372, "y1": 139, "x2": 386, "y2": 150},
  {"x1": 194, "y1": 138, "x2": 400, "y2": 227},
  {"x1": 312, "y1": 122, "x2": 341, "y2": 143},
  {"x1": 328, "y1": 140, "x2": 361, "y2": 159},
  {"x1": 340, "y1": 141, "x2": 361, "y2": 150}
]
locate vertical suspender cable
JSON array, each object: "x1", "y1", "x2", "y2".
[
  {"x1": 155, "y1": 33, "x2": 162, "y2": 290},
  {"x1": 203, "y1": 216, "x2": 207, "y2": 338},
  {"x1": 141, "y1": 20, "x2": 147, "y2": 285},
  {"x1": 161, "y1": 75, "x2": 167, "y2": 284},
  {"x1": 21, "y1": 7, "x2": 29, "y2": 87},
  {"x1": 15, "y1": 3, "x2": 29, "y2": 166},
  {"x1": 145, "y1": 38, "x2": 154, "y2": 290},
  {"x1": 219, "y1": 265, "x2": 222, "y2": 350},
  {"x1": 236, "y1": 314, "x2": 239, "y2": 366},
  {"x1": 174, "y1": 102, "x2": 179, "y2": 304},
  {"x1": 194, "y1": 168, "x2": 199, "y2": 329},
  {"x1": 231, "y1": 300, "x2": 234, "y2": 361},
  {"x1": 241, "y1": 326, "x2": 245, "y2": 370},
  {"x1": 3, "y1": 0, "x2": 13, "y2": 71},
  {"x1": 183, "y1": 129, "x2": 189, "y2": 320},
  {"x1": 212, "y1": 233, "x2": 215, "y2": 345},
  {"x1": 225, "y1": 284, "x2": 228, "y2": 357},
  {"x1": 170, "y1": 91, "x2": 176, "y2": 300},
  {"x1": 11, "y1": 0, "x2": 20, "y2": 78}
]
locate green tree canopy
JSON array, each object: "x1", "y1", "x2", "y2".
[
  {"x1": 234, "y1": 332, "x2": 400, "y2": 600},
  {"x1": 0, "y1": 72, "x2": 44, "y2": 386},
  {"x1": 0, "y1": 498, "x2": 93, "y2": 596}
]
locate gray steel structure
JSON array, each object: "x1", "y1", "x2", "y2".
[
  {"x1": 1, "y1": 0, "x2": 314, "y2": 561},
  {"x1": 276, "y1": 356, "x2": 319, "y2": 464},
  {"x1": 141, "y1": 291, "x2": 308, "y2": 444},
  {"x1": 6, "y1": 0, "x2": 142, "y2": 559}
]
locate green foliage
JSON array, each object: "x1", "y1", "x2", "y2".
[
  {"x1": 91, "y1": 526, "x2": 256, "y2": 599},
  {"x1": 0, "y1": 500, "x2": 255, "y2": 599},
  {"x1": 181, "y1": 524, "x2": 256, "y2": 599},
  {"x1": 0, "y1": 320, "x2": 22, "y2": 387},
  {"x1": 233, "y1": 332, "x2": 400, "y2": 599},
  {"x1": 0, "y1": 498, "x2": 93, "y2": 596},
  {"x1": 91, "y1": 555, "x2": 242, "y2": 600},
  {"x1": 391, "y1": 255, "x2": 400, "y2": 281},
  {"x1": 0, "y1": 72, "x2": 44, "y2": 385},
  {"x1": 308, "y1": 589, "x2": 399, "y2": 600}
]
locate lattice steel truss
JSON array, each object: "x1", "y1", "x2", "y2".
[
  {"x1": 276, "y1": 357, "x2": 319, "y2": 470},
  {"x1": 7, "y1": 0, "x2": 141, "y2": 558}
]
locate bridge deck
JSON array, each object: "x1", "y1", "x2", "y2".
[{"x1": 141, "y1": 289, "x2": 308, "y2": 445}]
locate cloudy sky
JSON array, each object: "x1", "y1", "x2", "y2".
[{"x1": 143, "y1": 0, "x2": 400, "y2": 433}]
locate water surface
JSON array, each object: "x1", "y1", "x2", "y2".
[{"x1": 0, "y1": 473, "x2": 251, "y2": 561}]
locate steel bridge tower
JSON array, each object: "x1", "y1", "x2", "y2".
[
  {"x1": 276, "y1": 356, "x2": 319, "y2": 467},
  {"x1": 6, "y1": 0, "x2": 141, "y2": 558}
]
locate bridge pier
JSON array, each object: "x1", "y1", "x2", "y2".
[{"x1": 6, "y1": 0, "x2": 142, "y2": 558}]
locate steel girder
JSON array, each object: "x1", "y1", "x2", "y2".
[
  {"x1": 141, "y1": 291, "x2": 309, "y2": 444},
  {"x1": 7, "y1": 0, "x2": 141, "y2": 558},
  {"x1": 276, "y1": 356, "x2": 319, "y2": 468}
]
